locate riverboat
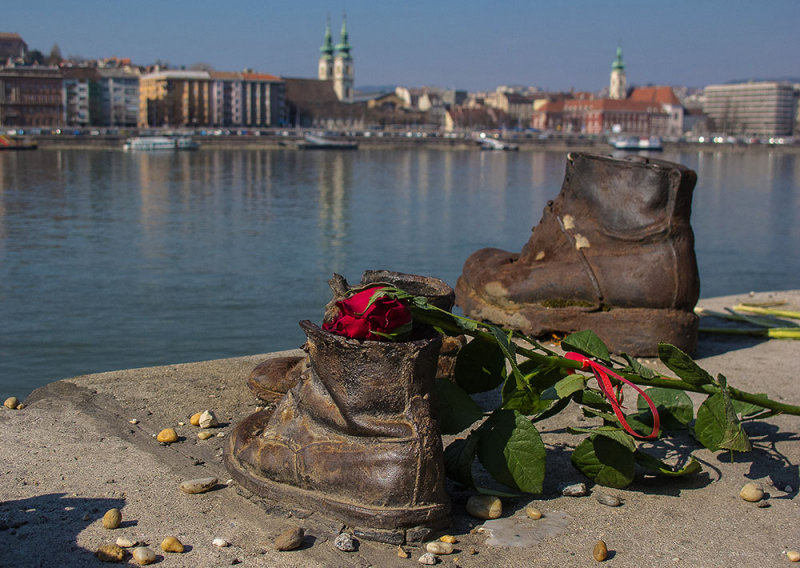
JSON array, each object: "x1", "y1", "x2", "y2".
[
  {"x1": 477, "y1": 138, "x2": 519, "y2": 151},
  {"x1": 611, "y1": 136, "x2": 663, "y2": 151},
  {"x1": 296, "y1": 134, "x2": 358, "y2": 150},
  {"x1": 123, "y1": 136, "x2": 199, "y2": 151},
  {"x1": 0, "y1": 134, "x2": 37, "y2": 150}
]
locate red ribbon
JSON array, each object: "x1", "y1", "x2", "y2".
[{"x1": 565, "y1": 352, "x2": 660, "y2": 439}]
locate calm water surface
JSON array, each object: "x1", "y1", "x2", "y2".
[{"x1": 1, "y1": 148, "x2": 798, "y2": 398}]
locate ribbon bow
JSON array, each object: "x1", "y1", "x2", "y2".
[{"x1": 565, "y1": 352, "x2": 660, "y2": 439}]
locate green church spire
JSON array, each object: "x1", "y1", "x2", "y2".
[
  {"x1": 612, "y1": 46, "x2": 624, "y2": 71},
  {"x1": 320, "y1": 18, "x2": 334, "y2": 60},
  {"x1": 335, "y1": 14, "x2": 351, "y2": 57}
]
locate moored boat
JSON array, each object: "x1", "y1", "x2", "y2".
[
  {"x1": 611, "y1": 136, "x2": 663, "y2": 151},
  {"x1": 123, "y1": 136, "x2": 199, "y2": 151},
  {"x1": 0, "y1": 134, "x2": 37, "y2": 151},
  {"x1": 297, "y1": 134, "x2": 358, "y2": 150}
]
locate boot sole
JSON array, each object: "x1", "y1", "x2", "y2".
[
  {"x1": 456, "y1": 277, "x2": 698, "y2": 356},
  {"x1": 223, "y1": 422, "x2": 451, "y2": 537}
]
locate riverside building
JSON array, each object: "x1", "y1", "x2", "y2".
[{"x1": 703, "y1": 81, "x2": 796, "y2": 137}]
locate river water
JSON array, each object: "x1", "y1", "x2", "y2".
[{"x1": 1, "y1": 148, "x2": 798, "y2": 398}]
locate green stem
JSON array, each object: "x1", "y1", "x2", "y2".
[{"x1": 408, "y1": 302, "x2": 800, "y2": 417}]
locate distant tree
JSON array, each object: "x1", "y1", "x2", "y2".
[
  {"x1": 48, "y1": 44, "x2": 63, "y2": 66},
  {"x1": 25, "y1": 49, "x2": 45, "y2": 65},
  {"x1": 189, "y1": 62, "x2": 214, "y2": 71}
]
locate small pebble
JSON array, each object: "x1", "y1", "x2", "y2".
[
  {"x1": 216, "y1": 432, "x2": 225, "y2": 438},
  {"x1": 439, "y1": 535, "x2": 457, "y2": 544},
  {"x1": 469, "y1": 547, "x2": 477, "y2": 555},
  {"x1": 593, "y1": 540, "x2": 608, "y2": 562},
  {"x1": 465, "y1": 495, "x2": 502, "y2": 519},
  {"x1": 15, "y1": 403, "x2": 24, "y2": 410},
  {"x1": 190, "y1": 412, "x2": 203, "y2": 426},
  {"x1": 418, "y1": 551, "x2": 438, "y2": 565},
  {"x1": 212, "y1": 538, "x2": 229, "y2": 548},
  {"x1": 739, "y1": 482, "x2": 764, "y2": 502},
  {"x1": 198, "y1": 431, "x2": 213, "y2": 440},
  {"x1": 426, "y1": 541, "x2": 454, "y2": 555},
  {"x1": 131, "y1": 547, "x2": 156, "y2": 565},
  {"x1": 787, "y1": 550, "x2": 800, "y2": 562},
  {"x1": 562, "y1": 482, "x2": 589, "y2": 497},
  {"x1": 756, "y1": 500, "x2": 771, "y2": 508},
  {"x1": 156, "y1": 428, "x2": 178, "y2": 444},
  {"x1": 4, "y1": 396, "x2": 18, "y2": 409},
  {"x1": 274, "y1": 527, "x2": 304, "y2": 551},
  {"x1": 199, "y1": 410, "x2": 219, "y2": 428},
  {"x1": 595, "y1": 493, "x2": 622, "y2": 507},
  {"x1": 255, "y1": 406, "x2": 264, "y2": 412},
  {"x1": 785, "y1": 485, "x2": 794, "y2": 493},
  {"x1": 102, "y1": 508, "x2": 122, "y2": 529},
  {"x1": 179, "y1": 477, "x2": 218, "y2": 494},
  {"x1": 177, "y1": 421, "x2": 185, "y2": 426},
  {"x1": 334, "y1": 532, "x2": 356, "y2": 552},
  {"x1": 397, "y1": 545, "x2": 409, "y2": 558},
  {"x1": 161, "y1": 536, "x2": 185, "y2": 553},
  {"x1": 116, "y1": 537, "x2": 137, "y2": 548},
  {"x1": 96, "y1": 544, "x2": 126, "y2": 562},
  {"x1": 129, "y1": 419, "x2": 139, "y2": 425},
  {"x1": 525, "y1": 505, "x2": 543, "y2": 519}
]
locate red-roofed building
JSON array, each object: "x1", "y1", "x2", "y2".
[{"x1": 532, "y1": 86, "x2": 684, "y2": 136}]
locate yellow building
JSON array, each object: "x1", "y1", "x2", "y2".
[{"x1": 138, "y1": 70, "x2": 211, "y2": 127}]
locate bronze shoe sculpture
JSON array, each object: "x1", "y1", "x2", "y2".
[
  {"x1": 456, "y1": 152, "x2": 700, "y2": 356},
  {"x1": 247, "y1": 270, "x2": 456, "y2": 402},
  {"x1": 225, "y1": 320, "x2": 450, "y2": 538}
]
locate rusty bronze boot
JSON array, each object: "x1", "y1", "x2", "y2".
[
  {"x1": 247, "y1": 270, "x2": 456, "y2": 402},
  {"x1": 225, "y1": 320, "x2": 450, "y2": 539},
  {"x1": 456, "y1": 152, "x2": 700, "y2": 356}
]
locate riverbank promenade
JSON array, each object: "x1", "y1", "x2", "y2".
[{"x1": 1, "y1": 290, "x2": 799, "y2": 567}]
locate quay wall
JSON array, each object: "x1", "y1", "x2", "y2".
[{"x1": 24, "y1": 133, "x2": 800, "y2": 154}]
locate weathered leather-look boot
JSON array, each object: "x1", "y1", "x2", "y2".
[
  {"x1": 456, "y1": 152, "x2": 700, "y2": 356},
  {"x1": 225, "y1": 320, "x2": 450, "y2": 538},
  {"x1": 247, "y1": 270, "x2": 456, "y2": 402}
]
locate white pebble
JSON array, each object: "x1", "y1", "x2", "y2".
[
  {"x1": 561, "y1": 482, "x2": 589, "y2": 497},
  {"x1": 785, "y1": 485, "x2": 793, "y2": 493},
  {"x1": 418, "y1": 551, "x2": 438, "y2": 565},
  {"x1": 334, "y1": 532, "x2": 356, "y2": 552},
  {"x1": 132, "y1": 546, "x2": 156, "y2": 565},
  {"x1": 199, "y1": 410, "x2": 219, "y2": 428},
  {"x1": 116, "y1": 537, "x2": 138, "y2": 548},
  {"x1": 212, "y1": 538, "x2": 229, "y2": 548},
  {"x1": 129, "y1": 419, "x2": 139, "y2": 424},
  {"x1": 426, "y1": 541, "x2": 454, "y2": 555}
]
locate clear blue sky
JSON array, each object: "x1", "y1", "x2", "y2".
[{"x1": 5, "y1": 0, "x2": 799, "y2": 92}]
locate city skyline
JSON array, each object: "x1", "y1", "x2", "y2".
[{"x1": 5, "y1": 0, "x2": 800, "y2": 92}]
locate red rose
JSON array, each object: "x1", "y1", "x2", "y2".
[{"x1": 323, "y1": 287, "x2": 412, "y2": 341}]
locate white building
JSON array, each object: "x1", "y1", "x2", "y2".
[{"x1": 703, "y1": 82, "x2": 795, "y2": 136}]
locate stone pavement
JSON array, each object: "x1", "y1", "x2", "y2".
[{"x1": 1, "y1": 291, "x2": 799, "y2": 567}]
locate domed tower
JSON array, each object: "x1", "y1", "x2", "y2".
[
  {"x1": 333, "y1": 15, "x2": 354, "y2": 102},
  {"x1": 318, "y1": 19, "x2": 334, "y2": 80},
  {"x1": 609, "y1": 46, "x2": 626, "y2": 99}
]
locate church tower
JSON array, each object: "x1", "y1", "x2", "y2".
[
  {"x1": 333, "y1": 15, "x2": 354, "y2": 102},
  {"x1": 318, "y1": 19, "x2": 334, "y2": 80},
  {"x1": 609, "y1": 46, "x2": 626, "y2": 99}
]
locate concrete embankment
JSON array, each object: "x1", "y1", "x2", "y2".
[
  {"x1": 26, "y1": 133, "x2": 800, "y2": 153},
  {"x1": 1, "y1": 290, "x2": 799, "y2": 567}
]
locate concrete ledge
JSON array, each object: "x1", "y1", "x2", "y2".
[{"x1": 1, "y1": 293, "x2": 799, "y2": 566}]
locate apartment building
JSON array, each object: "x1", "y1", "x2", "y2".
[
  {"x1": 140, "y1": 69, "x2": 284, "y2": 128},
  {"x1": 703, "y1": 82, "x2": 795, "y2": 136},
  {"x1": 97, "y1": 67, "x2": 139, "y2": 127},
  {"x1": 61, "y1": 67, "x2": 96, "y2": 126},
  {"x1": 0, "y1": 66, "x2": 63, "y2": 126}
]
